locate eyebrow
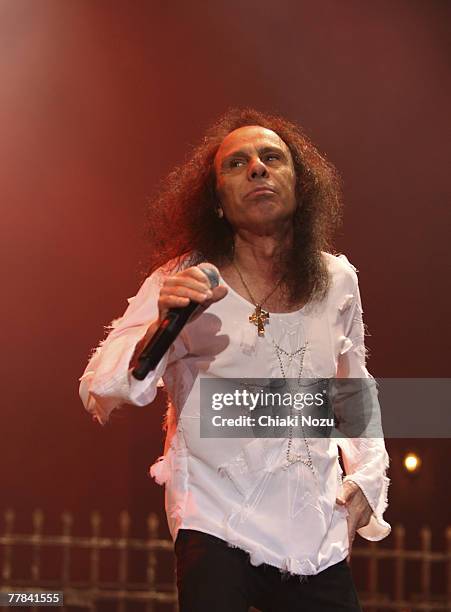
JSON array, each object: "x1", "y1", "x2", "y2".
[{"x1": 221, "y1": 145, "x2": 287, "y2": 168}]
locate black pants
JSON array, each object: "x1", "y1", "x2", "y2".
[{"x1": 175, "y1": 529, "x2": 362, "y2": 612}]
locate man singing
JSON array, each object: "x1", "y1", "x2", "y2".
[{"x1": 79, "y1": 108, "x2": 390, "y2": 611}]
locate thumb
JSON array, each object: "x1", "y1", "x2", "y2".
[
  {"x1": 336, "y1": 480, "x2": 358, "y2": 505},
  {"x1": 210, "y1": 285, "x2": 228, "y2": 301},
  {"x1": 198, "y1": 285, "x2": 228, "y2": 310}
]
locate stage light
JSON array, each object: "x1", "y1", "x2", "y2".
[{"x1": 403, "y1": 452, "x2": 421, "y2": 473}]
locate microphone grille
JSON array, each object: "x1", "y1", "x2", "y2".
[{"x1": 199, "y1": 266, "x2": 220, "y2": 289}]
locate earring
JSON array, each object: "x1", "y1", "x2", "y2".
[{"x1": 216, "y1": 206, "x2": 224, "y2": 218}]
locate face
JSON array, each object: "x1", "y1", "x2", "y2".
[{"x1": 214, "y1": 125, "x2": 297, "y2": 233}]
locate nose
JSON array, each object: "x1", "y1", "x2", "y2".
[{"x1": 248, "y1": 157, "x2": 269, "y2": 180}]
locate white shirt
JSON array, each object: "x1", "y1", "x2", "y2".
[{"x1": 79, "y1": 252, "x2": 391, "y2": 577}]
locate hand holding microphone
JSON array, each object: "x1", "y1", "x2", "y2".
[{"x1": 131, "y1": 264, "x2": 228, "y2": 380}]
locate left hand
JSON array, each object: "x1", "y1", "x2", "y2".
[{"x1": 336, "y1": 480, "x2": 372, "y2": 562}]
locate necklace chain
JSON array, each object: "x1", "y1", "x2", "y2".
[
  {"x1": 272, "y1": 339, "x2": 314, "y2": 473},
  {"x1": 232, "y1": 260, "x2": 283, "y2": 306}
]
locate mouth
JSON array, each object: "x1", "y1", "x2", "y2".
[{"x1": 246, "y1": 187, "x2": 277, "y2": 198}]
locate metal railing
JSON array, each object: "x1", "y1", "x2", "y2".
[{"x1": 0, "y1": 509, "x2": 450, "y2": 611}]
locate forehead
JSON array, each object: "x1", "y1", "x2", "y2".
[{"x1": 215, "y1": 125, "x2": 290, "y2": 163}]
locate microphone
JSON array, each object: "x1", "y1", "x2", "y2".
[{"x1": 131, "y1": 266, "x2": 220, "y2": 381}]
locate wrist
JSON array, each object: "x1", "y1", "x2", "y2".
[{"x1": 129, "y1": 321, "x2": 159, "y2": 368}]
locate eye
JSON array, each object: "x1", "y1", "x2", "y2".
[
  {"x1": 264, "y1": 153, "x2": 281, "y2": 163},
  {"x1": 229, "y1": 158, "x2": 246, "y2": 168}
]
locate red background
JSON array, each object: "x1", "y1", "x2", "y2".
[{"x1": 0, "y1": 0, "x2": 449, "y2": 562}]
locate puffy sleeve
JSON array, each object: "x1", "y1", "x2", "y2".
[
  {"x1": 334, "y1": 255, "x2": 391, "y2": 542},
  {"x1": 79, "y1": 268, "x2": 187, "y2": 425}
]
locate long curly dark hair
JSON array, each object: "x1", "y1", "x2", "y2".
[{"x1": 144, "y1": 108, "x2": 343, "y2": 304}]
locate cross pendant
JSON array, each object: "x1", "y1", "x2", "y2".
[{"x1": 249, "y1": 304, "x2": 269, "y2": 336}]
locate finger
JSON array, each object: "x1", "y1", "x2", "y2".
[
  {"x1": 185, "y1": 265, "x2": 219, "y2": 288},
  {"x1": 164, "y1": 276, "x2": 213, "y2": 295},
  {"x1": 346, "y1": 528, "x2": 354, "y2": 564},
  {"x1": 347, "y1": 511, "x2": 357, "y2": 541},
  {"x1": 336, "y1": 483, "x2": 354, "y2": 506},
  {"x1": 356, "y1": 507, "x2": 373, "y2": 529},
  {"x1": 157, "y1": 295, "x2": 190, "y2": 321},
  {"x1": 339, "y1": 481, "x2": 359, "y2": 505},
  {"x1": 158, "y1": 295, "x2": 190, "y2": 315},
  {"x1": 160, "y1": 285, "x2": 213, "y2": 303},
  {"x1": 347, "y1": 522, "x2": 356, "y2": 555}
]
